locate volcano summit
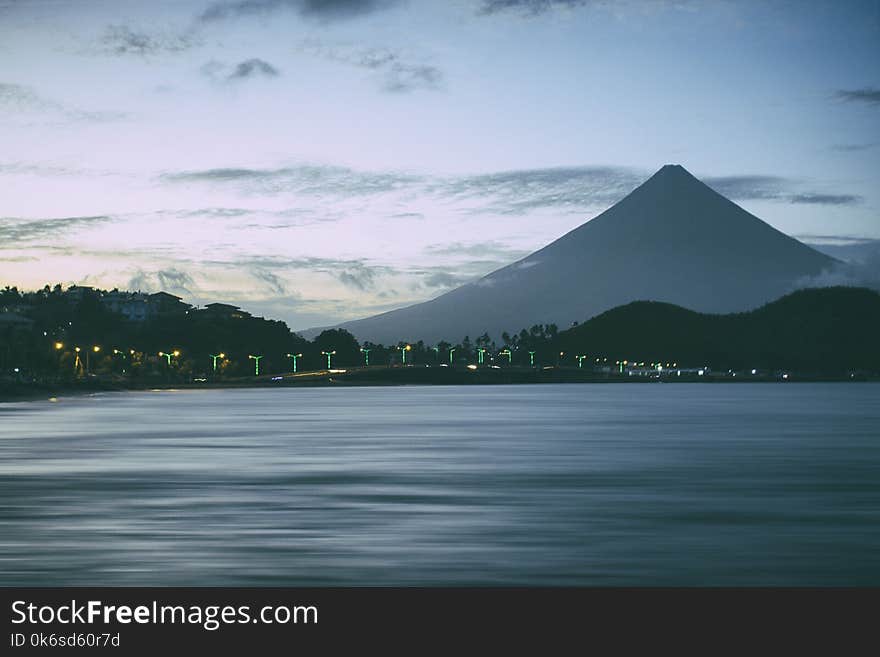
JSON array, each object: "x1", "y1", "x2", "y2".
[{"x1": 330, "y1": 165, "x2": 836, "y2": 344}]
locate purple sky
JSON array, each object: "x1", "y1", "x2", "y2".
[{"x1": 1, "y1": 0, "x2": 878, "y2": 329}]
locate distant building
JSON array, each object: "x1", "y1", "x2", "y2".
[
  {"x1": 201, "y1": 303, "x2": 251, "y2": 320},
  {"x1": 102, "y1": 291, "x2": 150, "y2": 322},
  {"x1": 64, "y1": 285, "x2": 97, "y2": 304},
  {"x1": 147, "y1": 292, "x2": 191, "y2": 317}
]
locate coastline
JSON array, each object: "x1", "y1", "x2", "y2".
[{"x1": 2, "y1": 367, "x2": 875, "y2": 403}]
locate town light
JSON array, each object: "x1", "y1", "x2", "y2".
[
  {"x1": 158, "y1": 350, "x2": 179, "y2": 366},
  {"x1": 500, "y1": 348, "x2": 512, "y2": 364},
  {"x1": 321, "y1": 350, "x2": 336, "y2": 369},
  {"x1": 210, "y1": 353, "x2": 226, "y2": 372},
  {"x1": 577, "y1": 354, "x2": 587, "y2": 368},
  {"x1": 528, "y1": 350, "x2": 536, "y2": 367},
  {"x1": 248, "y1": 354, "x2": 264, "y2": 376},
  {"x1": 360, "y1": 347, "x2": 371, "y2": 367},
  {"x1": 286, "y1": 352, "x2": 303, "y2": 372},
  {"x1": 54, "y1": 342, "x2": 64, "y2": 350},
  {"x1": 449, "y1": 348, "x2": 456, "y2": 365},
  {"x1": 477, "y1": 347, "x2": 486, "y2": 365},
  {"x1": 398, "y1": 344, "x2": 411, "y2": 365}
]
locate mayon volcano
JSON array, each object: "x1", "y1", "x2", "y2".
[{"x1": 331, "y1": 165, "x2": 836, "y2": 344}]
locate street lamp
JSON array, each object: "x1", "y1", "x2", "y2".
[
  {"x1": 431, "y1": 346, "x2": 440, "y2": 362},
  {"x1": 286, "y1": 352, "x2": 303, "y2": 373},
  {"x1": 528, "y1": 350, "x2": 536, "y2": 367},
  {"x1": 248, "y1": 354, "x2": 263, "y2": 376},
  {"x1": 210, "y1": 352, "x2": 226, "y2": 372},
  {"x1": 577, "y1": 354, "x2": 587, "y2": 368},
  {"x1": 500, "y1": 348, "x2": 512, "y2": 364},
  {"x1": 54, "y1": 342, "x2": 64, "y2": 351},
  {"x1": 86, "y1": 345, "x2": 101, "y2": 374},
  {"x1": 158, "y1": 350, "x2": 180, "y2": 366},
  {"x1": 477, "y1": 348, "x2": 486, "y2": 365},
  {"x1": 359, "y1": 348, "x2": 371, "y2": 367},
  {"x1": 557, "y1": 351, "x2": 564, "y2": 367},
  {"x1": 398, "y1": 344, "x2": 411, "y2": 365},
  {"x1": 321, "y1": 350, "x2": 336, "y2": 369},
  {"x1": 449, "y1": 348, "x2": 456, "y2": 365},
  {"x1": 111, "y1": 348, "x2": 128, "y2": 374},
  {"x1": 74, "y1": 346, "x2": 82, "y2": 373}
]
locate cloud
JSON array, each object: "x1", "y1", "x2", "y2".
[
  {"x1": 383, "y1": 63, "x2": 442, "y2": 92},
  {"x1": 160, "y1": 163, "x2": 422, "y2": 196},
  {"x1": 0, "y1": 215, "x2": 112, "y2": 243},
  {"x1": 229, "y1": 58, "x2": 280, "y2": 79},
  {"x1": 424, "y1": 240, "x2": 530, "y2": 260},
  {"x1": 435, "y1": 166, "x2": 643, "y2": 214},
  {"x1": 787, "y1": 193, "x2": 861, "y2": 205},
  {"x1": 200, "y1": 59, "x2": 281, "y2": 82},
  {"x1": 831, "y1": 142, "x2": 877, "y2": 152},
  {"x1": 251, "y1": 268, "x2": 288, "y2": 294},
  {"x1": 704, "y1": 175, "x2": 862, "y2": 206},
  {"x1": 834, "y1": 88, "x2": 880, "y2": 106},
  {"x1": 97, "y1": 24, "x2": 198, "y2": 56},
  {"x1": 128, "y1": 268, "x2": 196, "y2": 294},
  {"x1": 337, "y1": 262, "x2": 379, "y2": 290},
  {"x1": 0, "y1": 82, "x2": 125, "y2": 123},
  {"x1": 478, "y1": 0, "x2": 591, "y2": 15},
  {"x1": 300, "y1": 42, "x2": 443, "y2": 93},
  {"x1": 200, "y1": 0, "x2": 401, "y2": 23}
]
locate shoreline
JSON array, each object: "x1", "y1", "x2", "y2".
[{"x1": 2, "y1": 368, "x2": 876, "y2": 403}]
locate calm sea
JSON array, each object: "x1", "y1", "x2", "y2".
[{"x1": 1, "y1": 383, "x2": 878, "y2": 585}]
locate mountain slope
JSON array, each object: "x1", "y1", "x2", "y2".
[{"x1": 332, "y1": 164, "x2": 837, "y2": 343}]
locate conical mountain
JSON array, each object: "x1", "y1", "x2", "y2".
[{"x1": 332, "y1": 165, "x2": 836, "y2": 344}]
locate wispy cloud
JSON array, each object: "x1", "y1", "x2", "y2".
[
  {"x1": 435, "y1": 166, "x2": 643, "y2": 214},
  {"x1": 300, "y1": 42, "x2": 443, "y2": 93},
  {"x1": 251, "y1": 267, "x2": 288, "y2": 294},
  {"x1": 229, "y1": 58, "x2": 280, "y2": 79},
  {"x1": 97, "y1": 24, "x2": 199, "y2": 56},
  {"x1": 159, "y1": 164, "x2": 422, "y2": 196},
  {"x1": 128, "y1": 268, "x2": 196, "y2": 295},
  {"x1": 200, "y1": 0, "x2": 401, "y2": 23},
  {"x1": 200, "y1": 58, "x2": 281, "y2": 82},
  {"x1": 830, "y1": 142, "x2": 877, "y2": 152},
  {"x1": 834, "y1": 88, "x2": 880, "y2": 106},
  {"x1": 478, "y1": 0, "x2": 591, "y2": 15},
  {"x1": 0, "y1": 215, "x2": 112, "y2": 243},
  {"x1": 0, "y1": 82, "x2": 125, "y2": 123},
  {"x1": 704, "y1": 175, "x2": 862, "y2": 206}
]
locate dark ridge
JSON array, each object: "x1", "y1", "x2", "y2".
[{"x1": 555, "y1": 286, "x2": 880, "y2": 374}]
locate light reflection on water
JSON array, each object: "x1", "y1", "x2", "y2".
[{"x1": 1, "y1": 383, "x2": 878, "y2": 585}]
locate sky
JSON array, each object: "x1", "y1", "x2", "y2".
[{"x1": 1, "y1": 0, "x2": 878, "y2": 330}]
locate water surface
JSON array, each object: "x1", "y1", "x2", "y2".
[{"x1": 1, "y1": 383, "x2": 878, "y2": 585}]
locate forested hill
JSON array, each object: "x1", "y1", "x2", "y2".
[{"x1": 554, "y1": 287, "x2": 880, "y2": 374}]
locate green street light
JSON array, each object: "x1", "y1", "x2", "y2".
[
  {"x1": 248, "y1": 354, "x2": 263, "y2": 376},
  {"x1": 449, "y1": 348, "x2": 456, "y2": 365},
  {"x1": 286, "y1": 353, "x2": 303, "y2": 373},
  {"x1": 500, "y1": 348, "x2": 512, "y2": 364},
  {"x1": 398, "y1": 344, "x2": 412, "y2": 365},
  {"x1": 528, "y1": 350, "x2": 536, "y2": 367},
  {"x1": 577, "y1": 354, "x2": 587, "y2": 368},
  {"x1": 158, "y1": 350, "x2": 180, "y2": 366},
  {"x1": 321, "y1": 350, "x2": 336, "y2": 369},
  {"x1": 360, "y1": 347, "x2": 371, "y2": 367},
  {"x1": 431, "y1": 346, "x2": 440, "y2": 361},
  {"x1": 210, "y1": 352, "x2": 226, "y2": 372},
  {"x1": 477, "y1": 348, "x2": 486, "y2": 365}
]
